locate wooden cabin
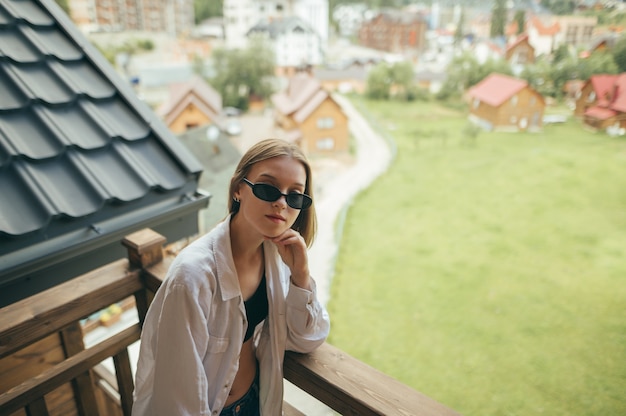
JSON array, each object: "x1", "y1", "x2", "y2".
[
  {"x1": 468, "y1": 73, "x2": 545, "y2": 132},
  {"x1": 575, "y1": 73, "x2": 626, "y2": 130},
  {"x1": 506, "y1": 34, "x2": 535, "y2": 66},
  {"x1": 158, "y1": 76, "x2": 223, "y2": 134},
  {"x1": 271, "y1": 73, "x2": 350, "y2": 155}
]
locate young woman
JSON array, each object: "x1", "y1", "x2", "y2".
[{"x1": 132, "y1": 138, "x2": 330, "y2": 416}]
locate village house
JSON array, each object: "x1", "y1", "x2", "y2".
[
  {"x1": 575, "y1": 73, "x2": 626, "y2": 130},
  {"x1": 527, "y1": 16, "x2": 561, "y2": 56},
  {"x1": 271, "y1": 73, "x2": 349, "y2": 154},
  {"x1": 506, "y1": 34, "x2": 535, "y2": 67},
  {"x1": 526, "y1": 14, "x2": 597, "y2": 57},
  {"x1": 467, "y1": 73, "x2": 545, "y2": 132},
  {"x1": 157, "y1": 76, "x2": 223, "y2": 134},
  {"x1": 223, "y1": 0, "x2": 328, "y2": 50},
  {"x1": 358, "y1": 9, "x2": 428, "y2": 55},
  {"x1": 247, "y1": 15, "x2": 323, "y2": 77}
]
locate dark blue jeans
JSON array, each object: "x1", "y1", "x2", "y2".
[{"x1": 219, "y1": 374, "x2": 260, "y2": 416}]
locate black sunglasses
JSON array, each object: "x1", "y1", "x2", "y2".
[{"x1": 243, "y1": 178, "x2": 312, "y2": 210}]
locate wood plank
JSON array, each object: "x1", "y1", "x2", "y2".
[
  {"x1": 0, "y1": 324, "x2": 140, "y2": 415},
  {"x1": 112, "y1": 349, "x2": 133, "y2": 416},
  {"x1": 0, "y1": 259, "x2": 142, "y2": 359},
  {"x1": 0, "y1": 334, "x2": 65, "y2": 392},
  {"x1": 24, "y1": 396, "x2": 48, "y2": 416},
  {"x1": 59, "y1": 323, "x2": 98, "y2": 416},
  {"x1": 284, "y1": 343, "x2": 460, "y2": 416},
  {"x1": 43, "y1": 385, "x2": 77, "y2": 416}
]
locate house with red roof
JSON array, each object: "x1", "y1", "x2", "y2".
[
  {"x1": 157, "y1": 76, "x2": 222, "y2": 134},
  {"x1": 271, "y1": 73, "x2": 349, "y2": 154},
  {"x1": 575, "y1": 73, "x2": 626, "y2": 130},
  {"x1": 467, "y1": 73, "x2": 545, "y2": 132}
]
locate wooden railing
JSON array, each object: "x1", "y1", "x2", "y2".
[{"x1": 0, "y1": 229, "x2": 459, "y2": 416}]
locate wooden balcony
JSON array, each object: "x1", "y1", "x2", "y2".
[{"x1": 0, "y1": 229, "x2": 459, "y2": 416}]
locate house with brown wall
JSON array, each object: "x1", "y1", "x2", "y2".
[
  {"x1": 506, "y1": 34, "x2": 535, "y2": 66},
  {"x1": 358, "y1": 10, "x2": 427, "y2": 54},
  {"x1": 468, "y1": 73, "x2": 545, "y2": 132},
  {"x1": 575, "y1": 73, "x2": 626, "y2": 130},
  {"x1": 158, "y1": 76, "x2": 222, "y2": 134},
  {"x1": 271, "y1": 73, "x2": 349, "y2": 155}
]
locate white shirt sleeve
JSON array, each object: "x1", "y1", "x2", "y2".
[
  {"x1": 149, "y1": 283, "x2": 212, "y2": 416},
  {"x1": 284, "y1": 278, "x2": 330, "y2": 353}
]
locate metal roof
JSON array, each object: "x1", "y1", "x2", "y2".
[{"x1": 0, "y1": 0, "x2": 209, "y2": 306}]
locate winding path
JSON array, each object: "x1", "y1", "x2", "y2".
[{"x1": 308, "y1": 95, "x2": 393, "y2": 306}]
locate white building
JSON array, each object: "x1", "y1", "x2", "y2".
[
  {"x1": 223, "y1": 0, "x2": 327, "y2": 49},
  {"x1": 247, "y1": 16, "x2": 323, "y2": 71}
]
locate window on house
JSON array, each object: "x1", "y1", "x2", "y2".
[
  {"x1": 511, "y1": 95, "x2": 518, "y2": 106},
  {"x1": 588, "y1": 91, "x2": 596, "y2": 102},
  {"x1": 317, "y1": 117, "x2": 334, "y2": 129},
  {"x1": 317, "y1": 137, "x2": 335, "y2": 150},
  {"x1": 473, "y1": 98, "x2": 480, "y2": 109},
  {"x1": 510, "y1": 116, "x2": 517, "y2": 124}
]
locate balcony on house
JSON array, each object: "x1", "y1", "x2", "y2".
[{"x1": 0, "y1": 229, "x2": 460, "y2": 416}]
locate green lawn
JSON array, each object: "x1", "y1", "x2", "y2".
[{"x1": 327, "y1": 98, "x2": 626, "y2": 416}]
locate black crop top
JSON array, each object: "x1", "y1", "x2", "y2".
[{"x1": 243, "y1": 275, "x2": 268, "y2": 342}]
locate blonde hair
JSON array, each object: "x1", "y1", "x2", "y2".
[{"x1": 228, "y1": 139, "x2": 317, "y2": 247}]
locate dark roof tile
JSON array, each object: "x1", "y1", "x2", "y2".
[
  {"x1": 23, "y1": 25, "x2": 83, "y2": 60},
  {"x1": 0, "y1": 108, "x2": 63, "y2": 159},
  {"x1": 4, "y1": 0, "x2": 54, "y2": 26},
  {"x1": 0, "y1": 68, "x2": 28, "y2": 109},
  {"x1": 54, "y1": 61, "x2": 115, "y2": 98},
  {"x1": 6, "y1": 61, "x2": 75, "y2": 104},
  {"x1": 0, "y1": 27, "x2": 41, "y2": 62}
]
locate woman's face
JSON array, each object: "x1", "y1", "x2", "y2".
[{"x1": 234, "y1": 156, "x2": 307, "y2": 239}]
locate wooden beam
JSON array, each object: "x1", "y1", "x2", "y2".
[
  {"x1": 0, "y1": 324, "x2": 140, "y2": 415},
  {"x1": 24, "y1": 396, "x2": 48, "y2": 416},
  {"x1": 59, "y1": 323, "x2": 99, "y2": 416},
  {"x1": 284, "y1": 343, "x2": 460, "y2": 416},
  {"x1": 113, "y1": 349, "x2": 134, "y2": 416},
  {"x1": 0, "y1": 260, "x2": 142, "y2": 359}
]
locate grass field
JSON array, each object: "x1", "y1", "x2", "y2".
[{"x1": 326, "y1": 98, "x2": 626, "y2": 416}]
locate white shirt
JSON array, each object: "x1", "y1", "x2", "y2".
[{"x1": 132, "y1": 217, "x2": 330, "y2": 416}]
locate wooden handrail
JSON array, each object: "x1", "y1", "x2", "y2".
[
  {"x1": 0, "y1": 324, "x2": 140, "y2": 414},
  {"x1": 0, "y1": 259, "x2": 141, "y2": 359}
]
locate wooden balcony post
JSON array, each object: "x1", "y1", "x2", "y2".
[
  {"x1": 121, "y1": 229, "x2": 166, "y2": 269},
  {"x1": 122, "y1": 229, "x2": 166, "y2": 325}
]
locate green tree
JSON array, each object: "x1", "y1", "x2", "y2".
[
  {"x1": 540, "y1": 0, "x2": 575, "y2": 15},
  {"x1": 365, "y1": 61, "x2": 419, "y2": 101},
  {"x1": 365, "y1": 63, "x2": 393, "y2": 100},
  {"x1": 611, "y1": 36, "x2": 626, "y2": 72},
  {"x1": 454, "y1": 7, "x2": 465, "y2": 47},
  {"x1": 194, "y1": 0, "x2": 223, "y2": 23},
  {"x1": 513, "y1": 9, "x2": 525, "y2": 35},
  {"x1": 440, "y1": 51, "x2": 512, "y2": 98},
  {"x1": 209, "y1": 38, "x2": 275, "y2": 110},
  {"x1": 490, "y1": 0, "x2": 506, "y2": 38},
  {"x1": 552, "y1": 44, "x2": 570, "y2": 63},
  {"x1": 576, "y1": 51, "x2": 618, "y2": 80}
]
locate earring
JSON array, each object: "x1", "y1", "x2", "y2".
[{"x1": 233, "y1": 196, "x2": 240, "y2": 203}]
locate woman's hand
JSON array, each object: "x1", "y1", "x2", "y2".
[{"x1": 267, "y1": 229, "x2": 311, "y2": 290}]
